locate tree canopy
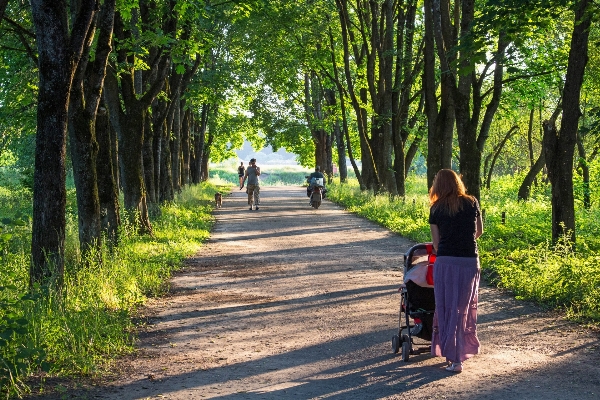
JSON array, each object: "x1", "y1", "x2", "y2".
[{"x1": 0, "y1": 0, "x2": 597, "y2": 285}]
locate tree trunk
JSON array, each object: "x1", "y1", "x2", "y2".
[
  {"x1": 392, "y1": 0, "x2": 419, "y2": 195},
  {"x1": 450, "y1": 0, "x2": 477, "y2": 198},
  {"x1": 374, "y1": 0, "x2": 397, "y2": 195},
  {"x1": 359, "y1": 88, "x2": 377, "y2": 191},
  {"x1": 201, "y1": 147, "x2": 210, "y2": 182},
  {"x1": 110, "y1": 108, "x2": 119, "y2": 193},
  {"x1": 517, "y1": 150, "x2": 546, "y2": 201},
  {"x1": 195, "y1": 105, "x2": 209, "y2": 183},
  {"x1": 424, "y1": 0, "x2": 454, "y2": 188},
  {"x1": 314, "y1": 129, "x2": 328, "y2": 174},
  {"x1": 68, "y1": 110, "x2": 102, "y2": 258},
  {"x1": 404, "y1": 94, "x2": 426, "y2": 177},
  {"x1": 527, "y1": 107, "x2": 539, "y2": 187},
  {"x1": 151, "y1": 98, "x2": 168, "y2": 201},
  {"x1": 30, "y1": 0, "x2": 96, "y2": 287},
  {"x1": 326, "y1": 27, "x2": 354, "y2": 185},
  {"x1": 68, "y1": 0, "x2": 115, "y2": 259},
  {"x1": 576, "y1": 132, "x2": 590, "y2": 209},
  {"x1": 103, "y1": 62, "x2": 124, "y2": 187},
  {"x1": 324, "y1": 88, "x2": 347, "y2": 183},
  {"x1": 120, "y1": 107, "x2": 153, "y2": 233},
  {"x1": 527, "y1": 108, "x2": 535, "y2": 168},
  {"x1": 159, "y1": 117, "x2": 174, "y2": 202},
  {"x1": 303, "y1": 72, "x2": 331, "y2": 175},
  {"x1": 200, "y1": 107, "x2": 214, "y2": 183},
  {"x1": 333, "y1": 120, "x2": 347, "y2": 182},
  {"x1": 181, "y1": 106, "x2": 191, "y2": 187},
  {"x1": 143, "y1": 115, "x2": 157, "y2": 205},
  {"x1": 171, "y1": 96, "x2": 182, "y2": 192},
  {"x1": 0, "y1": 0, "x2": 9, "y2": 23},
  {"x1": 335, "y1": 0, "x2": 375, "y2": 190},
  {"x1": 519, "y1": 103, "x2": 562, "y2": 201},
  {"x1": 485, "y1": 126, "x2": 518, "y2": 189},
  {"x1": 96, "y1": 105, "x2": 120, "y2": 245},
  {"x1": 111, "y1": 10, "x2": 171, "y2": 230},
  {"x1": 545, "y1": 0, "x2": 591, "y2": 245}
]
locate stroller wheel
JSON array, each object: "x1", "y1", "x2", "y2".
[
  {"x1": 392, "y1": 335, "x2": 400, "y2": 354},
  {"x1": 401, "y1": 340, "x2": 411, "y2": 362},
  {"x1": 401, "y1": 334, "x2": 411, "y2": 362}
]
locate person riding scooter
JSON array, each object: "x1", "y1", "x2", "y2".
[{"x1": 306, "y1": 166, "x2": 327, "y2": 203}]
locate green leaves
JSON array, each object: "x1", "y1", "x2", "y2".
[
  {"x1": 1, "y1": 213, "x2": 30, "y2": 228},
  {"x1": 0, "y1": 286, "x2": 47, "y2": 394},
  {"x1": 0, "y1": 213, "x2": 30, "y2": 254}
]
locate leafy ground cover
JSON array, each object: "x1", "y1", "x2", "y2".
[
  {"x1": 0, "y1": 181, "x2": 224, "y2": 398},
  {"x1": 326, "y1": 175, "x2": 600, "y2": 324}
]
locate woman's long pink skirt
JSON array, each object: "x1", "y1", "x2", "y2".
[{"x1": 431, "y1": 256, "x2": 481, "y2": 363}]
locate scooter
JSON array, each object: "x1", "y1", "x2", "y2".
[{"x1": 306, "y1": 176, "x2": 325, "y2": 209}]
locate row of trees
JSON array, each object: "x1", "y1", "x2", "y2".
[
  {"x1": 0, "y1": 0, "x2": 598, "y2": 288},
  {"x1": 1, "y1": 0, "x2": 250, "y2": 288},
  {"x1": 233, "y1": 0, "x2": 597, "y2": 245}
]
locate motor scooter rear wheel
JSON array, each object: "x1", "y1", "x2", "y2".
[{"x1": 311, "y1": 191, "x2": 322, "y2": 209}]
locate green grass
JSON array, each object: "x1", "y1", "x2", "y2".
[
  {"x1": 0, "y1": 181, "x2": 223, "y2": 398},
  {"x1": 326, "y1": 174, "x2": 600, "y2": 324}
]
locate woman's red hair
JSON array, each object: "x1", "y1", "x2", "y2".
[{"x1": 429, "y1": 169, "x2": 475, "y2": 216}]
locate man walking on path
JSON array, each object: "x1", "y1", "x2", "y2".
[
  {"x1": 242, "y1": 158, "x2": 261, "y2": 210},
  {"x1": 237, "y1": 162, "x2": 245, "y2": 189}
]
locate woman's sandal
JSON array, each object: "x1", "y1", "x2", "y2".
[{"x1": 445, "y1": 362, "x2": 463, "y2": 373}]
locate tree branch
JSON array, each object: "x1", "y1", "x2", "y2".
[{"x1": 481, "y1": 70, "x2": 555, "y2": 99}]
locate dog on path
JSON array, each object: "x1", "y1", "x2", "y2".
[{"x1": 214, "y1": 192, "x2": 223, "y2": 208}]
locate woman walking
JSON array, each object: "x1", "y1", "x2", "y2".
[
  {"x1": 428, "y1": 169, "x2": 483, "y2": 373},
  {"x1": 238, "y1": 162, "x2": 245, "y2": 189}
]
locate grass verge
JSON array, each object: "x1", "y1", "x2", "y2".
[{"x1": 1, "y1": 182, "x2": 226, "y2": 398}]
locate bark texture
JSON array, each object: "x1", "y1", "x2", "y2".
[
  {"x1": 30, "y1": 0, "x2": 96, "y2": 287},
  {"x1": 424, "y1": 0, "x2": 454, "y2": 188},
  {"x1": 96, "y1": 106, "x2": 120, "y2": 245},
  {"x1": 68, "y1": 0, "x2": 115, "y2": 257}
]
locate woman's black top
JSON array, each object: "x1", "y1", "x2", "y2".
[{"x1": 429, "y1": 196, "x2": 480, "y2": 258}]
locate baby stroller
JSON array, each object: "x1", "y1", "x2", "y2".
[{"x1": 392, "y1": 242, "x2": 436, "y2": 361}]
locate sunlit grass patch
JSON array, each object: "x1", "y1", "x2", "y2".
[
  {"x1": 327, "y1": 178, "x2": 431, "y2": 243},
  {"x1": 0, "y1": 182, "x2": 220, "y2": 396}
]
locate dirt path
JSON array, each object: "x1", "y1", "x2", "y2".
[{"x1": 53, "y1": 186, "x2": 599, "y2": 399}]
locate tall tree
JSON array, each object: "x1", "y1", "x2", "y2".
[
  {"x1": 431, "y1": 0, "x2": 510, "y2": 200},
  {"x1": 95, "y1": 104, "x2": 121, "y2": 245},
  {"x1": 104, "y1": 3, "x2": 174, "y2": 233},
  {"x1": 424, "y1": 0, "x2": 455, "y2": 187},
  {"x1": 335, "y1": 0, "x2": 396, "y2": 193},
  {"x1": 544, "y1": 0, "x2": 592, "y2": 244},
  {"x1": 518, "y1": 103, "x2": 562, "y2": 200},
  {"x1": 392, "y1": 0, "x2": 424, "y2": 195},
  {"x1": 30, "y1": 0, "x2": 97, "y2": 287},
  {"x1": 68, "y1": 0, "x2": 116, "y2": 258}
]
